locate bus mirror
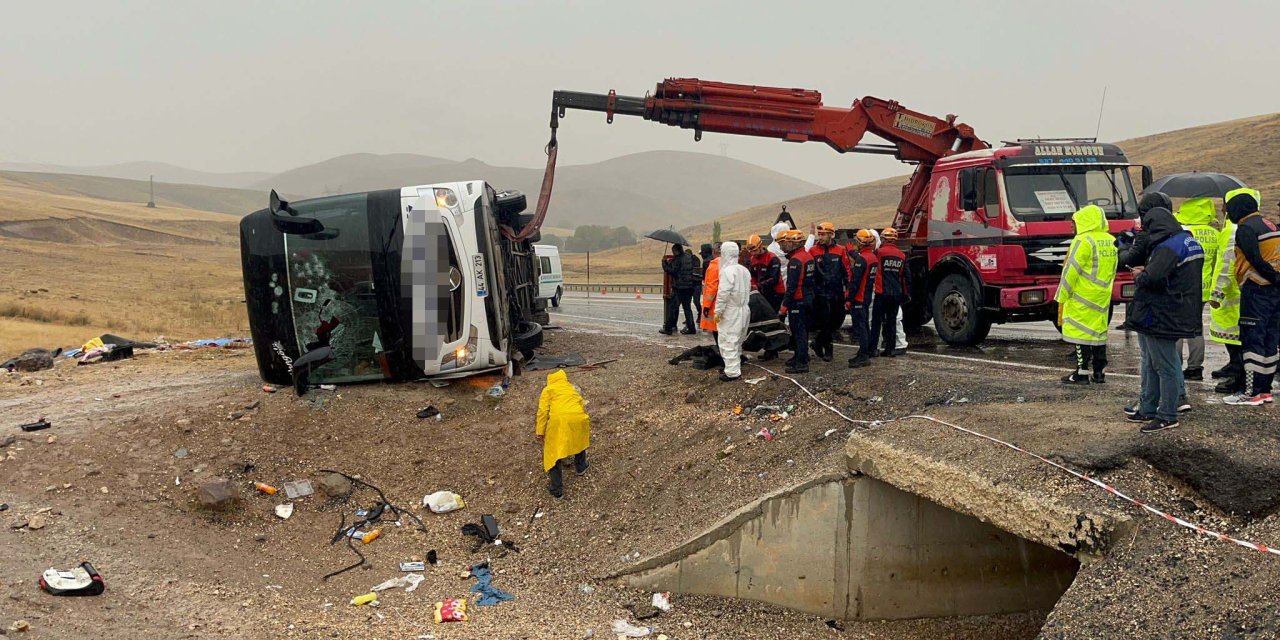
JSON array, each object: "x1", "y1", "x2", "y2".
[
  {"x1": 1141, "y1": 166, "x2": 1153, "y2": 190},
  {"x1": 959, "y1": 168, "x2": 980, "y2": 211},
  {"x1": 268, "y1": 189, "x2": 324, "y2": 235}
]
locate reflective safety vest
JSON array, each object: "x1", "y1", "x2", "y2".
[
  {"x1": 1209, "y1": 221, "x2": 1241, "y2": 345},
  {"x1": 1055, "y1": 205, "x2": 1118, "y2": 346},
  {"x1": 700, "y1": 257, "x2": 720, "y2": 332},
  {"x1": 1175, "y1": 197, "x2": 1220, "y2": 302}
]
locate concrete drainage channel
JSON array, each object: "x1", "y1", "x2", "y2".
[{"x1": 613, "y1": 436, "x2": 1133, "y2": 636}]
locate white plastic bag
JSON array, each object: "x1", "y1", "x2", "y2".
[
  {"x1": 372, "y1": 573, "x2": 424, "y2": 593},
  {"x1": 611, "y1": 619, "x2": 652, "y2": 637},
  {"x1": 651, "y1": 592, "x2": 672, "y2": 611},
  {"x1": 423, "y1": 491, "x2": 465, "y2": 514}
]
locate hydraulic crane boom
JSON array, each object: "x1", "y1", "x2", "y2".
[{"x1": 551, "y1": 78, "x2": 989, "y2": 231}]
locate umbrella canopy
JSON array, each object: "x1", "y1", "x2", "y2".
[
  {"x1": 1142, "y1": 172, "x2": 1247, "y2": 199},
  {"x1": 645, "y1": 228, "x2": 691, "y2": 246}
]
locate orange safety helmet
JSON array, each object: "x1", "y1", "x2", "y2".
[
  {"x1": 816, "y1": 221, "x2": 835, "y2": 235},
  {"x1": 779, "y1": 229, "x2": 804, "y2": 243},
  {"x1": 745, "y1": 234, "x2": 763, "y2": 252},
  {"x1": 856, "y1": 229, "x2": 877, "y2": 246},
  {"x1": 881, "y1": 228, "x2": 898, "y2": 242}
]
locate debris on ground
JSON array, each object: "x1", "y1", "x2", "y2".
[
  {"x1": 8, "y1": 619, "x2": 31, "y2": 633},
  {"x1": 468, "y1": 563, "x2": 514, "y2": 606},
  {"x1": 253, "y1": 482, "x2": 277, "y2": 495},
  {"x1": 423, "y1": 491, "x2": 465, "y2": 513},
  {"x1": 371, "y1": 573, "x2": 425, "y2": 593},
  {"x1": 39, "y1": 562, "x2": 105, "y2": 596},
  {"x1": 684, "y1": 389, "x2": 699, "y2": 404},
  {"x1": 611, "y1": 619, "x2": 653, "y2": 637},
  {"x1": 399, "y1": 561, "x2": 426, "y2": 572},
  {"x1": 274, "y1": 503, "x2": 294, "y2": 520},
  {"x1": 350, "y1": 592, "x2": 378, "y2": 606},
  {"x1": 19, "y1": 418, "x2": 51, "y2": 432},
  {"x1": 174, "y1": 447, "x2": 189, "y2": 459},
  {"x1": 433, "y1": 598, "x2": 467, "y2": 623},
  {"x1": 282, "y1": 479, "x2": 314, "y2": 499},
  {"x1": 416, "y1": 405, "x2": 442, "y2": 421},
  {"x1": 651, "y1": 592, "x2": 672, "y2": 612},
  {"x1": 197, "y1": 478, "x2": 239, "y2": 511}
]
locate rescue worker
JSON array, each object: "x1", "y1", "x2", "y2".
[
  {"x1": 1174, "y1": 197, "x2": 1220, "y2": 380},
  {"x1": 1208, "y1": 189, "x2": 1260, "y2": 393},
  {"x1": 714, "y1": 241, "x2": 752, "y2": 382},
  {"x1": 766, "y1": 221, "x2": 790, "y2": 260},
  {"x1": 535, "y1": 369, "x2": 591, "y2": 499},
  {"x1": 809, "y1": 222, "x2": 850, "y2": 362},
  {"x1": 700, "y1": 245, "x2": 721, "y2": 336},
  {"x1": 1123, "y1": 205, "x2": 1205, "y2": 432},
  {"x1": 1223, "y1": 191, "x2": 1280, "y2": 406},
  {"x1": 778, "y1": 229, "x2": 815, "y2": 373},
  {"x1": 747, "y1": 234, "x2": 785, "y2": 361},
  {"x1": 846, "y1": 229, "x2": 879, "y2": 368},
  {"x1": 661, "y1": 244, "x2": 699, "y2": 335},
  {"x1": 870, "y1": 228, "x2": 909, "y2": 357},
  {"x1": 1056, "y1": 205, "x2": 1118, "y2": 384}
]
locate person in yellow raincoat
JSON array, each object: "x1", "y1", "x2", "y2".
[
  {"x1": 535, "y1": 369, "x2": 591, "y2": 498},
  {"x1": 1174, "y1": 197, "x2": 1220, "y2": 380},
  {"x1": 1056, "y1": 204, "x2": 1118, "y2": 384}
]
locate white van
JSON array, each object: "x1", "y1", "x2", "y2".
[{"x1": 534, "y1": 244, "x2": 564, "y2": 307}]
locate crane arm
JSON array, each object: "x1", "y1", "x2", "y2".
[{"x1": 552, "y1": 78, "x2": 988, "y2": 231}]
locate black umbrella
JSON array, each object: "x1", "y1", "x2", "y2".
[
  {"x1": 1142, "y1": 172, "x2": 1247, "y2": 199},
  {"x1": 645, "y1": 228, "x2": 691, "y2": 246}
]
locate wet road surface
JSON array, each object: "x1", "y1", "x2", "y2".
[{"x1": 549, "y1": 291, "x2": 1229, "y2": 389}]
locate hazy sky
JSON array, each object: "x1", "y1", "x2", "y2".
[{"x1": 3, "y1": 0, "x2": 1277, "y2": 189}]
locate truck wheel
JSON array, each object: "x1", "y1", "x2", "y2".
[
  {"x1": 514, "y1": 320, "x2": 544, "y2": 360},
  {"x1": 932, "y1": 274, "x2": 991, "y2": 346},
  {"x1": 551, "y1": 287, "x2": 562, "y2": 308}
]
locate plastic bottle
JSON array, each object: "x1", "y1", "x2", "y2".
[
  {"x1": 254, "y1": 482, "x2": 277, "y2": 495},
  {"x1": 361, "y1": 529, "x2": 382, "y2": 544}
]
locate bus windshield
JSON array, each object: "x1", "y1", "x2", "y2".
[
  {"x1": 1003, "y1": 166, "x2": 1138, "y2": 221},
  {"x1": 283, "y1": 193, "x2": 386, "y2": 383}
]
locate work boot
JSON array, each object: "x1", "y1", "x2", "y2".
[
  {"x1": 547, "y1": 483, "x2": 564, "y2": 499},
  {"x1": 760, "y1": 351, "x2": 778, "y2": 362},
  {"x1": 1183, "y1": 367, "x2": 1204, "y2": 381},
  {"x1": 1091, "y1": 372, "x2": 1106, "y2": 384},
  {"x1": 848, "y1": 354, "x2": 871, "y2": 369},
  {"x1": 784, "y1": 363, "x2": 809, "y2": 374},
  {"x1": 680, "y1": 327, "x2": 696, "y2": 335},
  {"x1": 819, "y1": 346, "x2": 833, "y2": 362},
  {"x1": 893, "y1": 348, "x2": 907, "y2": 356},
  {"x1": 880, "y1": 350, "x2": 896, "y2": 358},
  {"x1": 1061, "y1": 372, "x2": 1090, "y2": 385},
  {"x1": 1215, "y1": 377, "x2": 1244, "y2": 394},
  {"x1": 719, "y1": 373, "x2": 739, "y2": 382},
  {"x1": 1210, "y1": 366, "x2": 1233, "y2": 379},
  {"x1": 658, "y1": 328, "x2": 674, "y2": 336}
]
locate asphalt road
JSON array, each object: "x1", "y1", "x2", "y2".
[{"x1": 549, "y1": 291, "x2": 1230, "y2": 389}]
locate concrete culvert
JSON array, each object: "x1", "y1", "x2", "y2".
[{"x1": 616, "y1": 473, "x2": 1079, "y2": 626}]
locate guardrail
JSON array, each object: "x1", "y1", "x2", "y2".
[{"x1": 563, "y1": 282, "x2": 664, "y2": 295}]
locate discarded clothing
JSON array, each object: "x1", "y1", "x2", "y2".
[
  {"x1": 668, "y1": 344, "x2": 724, "y2": 370},
  {"x1": 2, "y1": 347, "x2": 61, "y2": 372},
  {"x1": 372, "y1": 573, "x2": 425, "y2": 593},
  {"x1": 468, "y1": 565, "x2": 514, "y2": 606},
  {"x1": 77, "y1": 344, "x2": 134, "y2": 365},
  {"x1": 526, "y1": 353, "x2": 587, "y2": 370},
  {"x1": 181, "y1": 337, "x2": 253, "y2": 349}
]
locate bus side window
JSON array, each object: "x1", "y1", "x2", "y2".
[{"x1": 983, "y1": 168, "x2": 1000, "y2": 220}]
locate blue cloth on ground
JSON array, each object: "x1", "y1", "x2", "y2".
[{"x1": 469, "y1": 565, "x2": 514, "y2": 606}]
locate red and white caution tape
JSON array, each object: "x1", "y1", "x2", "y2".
[{"x1": 750, "y1": 363, "x2": 1280, "y2": 559}]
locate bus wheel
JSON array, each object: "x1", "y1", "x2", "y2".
[
  {"x1": 932, "y1": 274, "x2": 991, "y2": 346},
  {"x1": 514, "y1": 320, "x2": 544, "y2": 360}
]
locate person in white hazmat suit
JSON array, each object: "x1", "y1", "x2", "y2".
[
  {"x1": 869, "y1": 229, "x2": 909, "y2": 353},
  {"x1": 767, "y1": 221, "x2": 815, "y2": 260},
  {"x1": 715, "y1": 241, "x2": 752, "y2": 382}
]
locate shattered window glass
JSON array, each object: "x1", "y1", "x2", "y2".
[{"x1": 283, "y1": 193, "x2": 386, "y2": 383}]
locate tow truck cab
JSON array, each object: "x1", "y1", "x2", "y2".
[
  {"x1": 240, "y1": 181, "x2": 545, "y2": 388},
  {"x1": 904, "y1": 142, "x2": 1147, "y2": 345}
]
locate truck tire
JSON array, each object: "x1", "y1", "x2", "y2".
[
  {"x1": 551, "y1": 287, "x2": 562, "y2": 308},
  {"x1": 513, "y1": 320, "x2": 543, "y2": 360},
  {"x1": 932, "y1": 274, "x2": 991, "y2": 346}
]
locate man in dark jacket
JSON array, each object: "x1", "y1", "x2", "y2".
[
  {"x1": 1118, "y1": 192, "x2": 1174, "y2": 269},
  {"x1": 661, "y1": 244, "x2": 700, "y2": 335},
  {"x1": 1123, "y1": 207, "x2": 1205, "y2": 433},
  {"x1": 1223, "y1": 192, "x2": 1280, "y2": 406}
]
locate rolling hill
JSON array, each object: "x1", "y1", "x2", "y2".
[
  {"x1": 0, "y1": 160, "x2": 270, "y2": 189},
  {"x1": 564, "y1": 112, "x2": 1280, "y2": 281},
  {"x1": 0, "y1": 171, "x2": 270, "y2": 217}
]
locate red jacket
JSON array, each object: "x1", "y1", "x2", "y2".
[
  {"x1": 750, "y1": 251, "x2": 784, "y2": 295},
  {"x1": 849, "y1": 246, "x2": 878, "y2": 304},
  {"x1": 808, "y1": 243, "x2": 850, "y2": 299},
  {"x1": 784, "y1": 247, "x2": 816, "y2": 305},
  {"x1": 875, "y1": 243, "x2": 909, "y2": 298}
]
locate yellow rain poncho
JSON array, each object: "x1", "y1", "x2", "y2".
[
  {"x1": 1055, "y1": 205, "x2": 1117, "y2": 345},
  {"x1": 535, "y1": 370, "x2": 590, "y2": 472}
]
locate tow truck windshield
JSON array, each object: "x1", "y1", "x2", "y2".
[{"x1": 1003, "y1": 166, "x2": 1138, "y2": 221}]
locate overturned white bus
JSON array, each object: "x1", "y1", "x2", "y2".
[{"x1": 240, "y1": 181, "x2": 546, "y2": 391}]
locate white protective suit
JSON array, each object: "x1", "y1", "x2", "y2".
[
  {"x1": 714, "y1": 241, "x2": 752, "y2": 379},
  {"x1": 868, "y1": 230, "x2": 908, "y2": 350},
  {"x1": 767, "y1": 221, "x2": 816, "y2": 260}
]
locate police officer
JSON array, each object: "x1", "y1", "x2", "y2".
[
  {"x1": 1223, "y1": 191, "x2": 1280, "y2": 406},
  {"x1": 1056, "y1": 205, "x2": 1118, "y2": 384},
  {"x1": 778, "y1": 229, "x2": 815, "y2": 374},
  {"x1": 870, "y1": 228, "x2": 909, "y2": 357},
  {"x1": 847, "y1": 229, "x2": 879, "y2": 368},
  {"x1": 808, "y1": 222, "x2": 850, "y2": 362},
  {"x1": 1175, "y1": 197, "x2": 1220, "y2": 380}
]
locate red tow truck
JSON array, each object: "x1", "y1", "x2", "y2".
[{"x1": 550, "y1": 78, "x2": 1149, "y2": 345}]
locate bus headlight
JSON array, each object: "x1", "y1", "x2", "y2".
[{"x1": 435, "y1": 188, "x2": 459, "y2": 209}]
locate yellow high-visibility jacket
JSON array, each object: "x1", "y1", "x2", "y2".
[
  {"x1": 535, "y1": 370, "x2": 590, "y2": 472},
  {"x1": 1055, "y1": 205, "x2": 1117, "y2": 345},
  {"x1": 1209, "y1": 188, "x2": 1260, "y2": 345},
  {"x1": 1175, "y1": 197, "x2": 1220, "y2": 302}
]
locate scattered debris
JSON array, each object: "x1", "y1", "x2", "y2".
[
  {"x1": 262, "y1": 385, "x2": 278, "y2": 393},
  {"x1": 9, "y1": 620, "x2": 30, "y2": 633},
  {"x1": 283, "y1": 479, "x2": 314, "y2": 499},
  {"x1": 399, "y1": 561, "x2": 426, "y2": 572},
  {"x1": 743, "y1": 376, "x2": 767, "y2": 385},
  {"x1": 372, "y1": 573, "x2": 425, "y2": 593},
  {"x1": 253, "y1": 482, "x2": 277, "y2": 495},
  {"x1": 684, "y1": 389, "x2": 699, "y2": 404},
  {"x1": 0, "y1": 504, "x2": 8, "y2": 512},
  {"x1": 429, "y1": 380, "x2": 451, "y2": 388},
  {"x1": 416, "y1": 405, "x2": 442, "y2": 421},
  {"x1": 485, "y1": 384, "x2": 506, "y2": 400},
  {"x1": 651, "y1": 592, "x2": 672, "y2": 612},
  {"x1": 19, "y1": 419, "x2": 51, "y2": 432},
  {"x1": 867, "y1": 396, "x2": 882, "y2": 404},
  {"x1": 756, "y1": 427, "x2": 775, "y2": 442},
  {"x1": 825, "y1": 619, "x2": 846, "y2": 631},
  {"x1": 320, "y1": 470, "x2": 426, "y2": 581},
  {"x1": 424, "y1": 491, "x2": 465, "y2": 514},
  {"x1": 612, "y1": 619, "x2": 653, "y2": 637},
  {"x1": 350, "y1": 592, "x2": 378, "y2": 606},
  {"x1": 26, "y1": 515, "x2": 47, "y2": 530},
  {"x1": 820, "y1": 428, "x2": 839, "y2": 440},
  {"x1": 433, "y1": 598, "x2": 467, "y2": 623},
  {"x1": 197, "y1": 479, "x2": 239, "y2": 511},
  {"x1": 717, "y1": 444, "x2": 736, "y2": 459},
  {"x1": 39, "y1": 562, "x2": 105, "y2": 596},
  {"x1": 275, "y1": 504, "x2": 294, "y2": 520},
  {"x1": 0, "y1": 434, "x2": 14, "y2": 447},
  {"x1": 469, "y1": 563, "x2": 515, "y2": 606},
  {"x1": 427, "y1": 549, "x2": 439, "y2": 566},
  {"x1": 578, "y1": 583, "x2": 596, "y2": 594},
  {"x1": 174, "y1": 447, "x2": 189, "y2": 459}
]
